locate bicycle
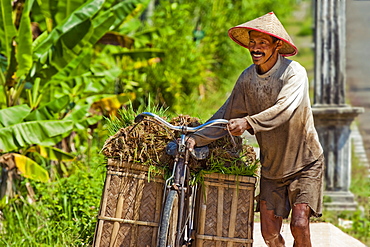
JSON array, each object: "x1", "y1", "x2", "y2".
[{"x1": 134, "y1": 112, "x2": 228, "y2": 247}]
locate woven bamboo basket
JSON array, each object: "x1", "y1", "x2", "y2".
[
  {"x1": 195, "y1": 173, "x2": 256, "y2": 247},
  {"x1": 93, "y1": 159, "x2": 164, "y2": 247}
]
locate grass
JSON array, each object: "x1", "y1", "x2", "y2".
[
  {"x1": 105, "y1": 99, "x2": 171, "y2": 135},
  {"x1": 320, "y1": 146, "x2": 370, "y2": 246},
  {"x1": 0, "y1": 155, "x2": 106, "y2": 246}
]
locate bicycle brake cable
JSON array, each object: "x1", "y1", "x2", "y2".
[{"x1": 226, "y1": 124, "x2": 238, "y2": 153}]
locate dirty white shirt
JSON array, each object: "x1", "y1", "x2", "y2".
[{"x1": 192, "y1": 55, "x2": 323, "y2": 179}]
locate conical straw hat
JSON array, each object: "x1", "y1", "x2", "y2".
[{"x1": 228, "y1": 12, "x2": 298, "y2": 56}]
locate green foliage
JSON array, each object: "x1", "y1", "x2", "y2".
[
  {"x1": 297, "y1": 23, "x2": 313, "y2": 37},
  {"x1": 0, "y1": 0, "x2": 152, "y2": 126},
  {"x1": 105, "y1": 99, "x2": 170, "y2": 135},
  {"x1": 130, "y1": 0, "x2": 298, "y2": 116},
  {"x1": 343, "y1": 210, "x2": 370, "y2": 244},
  {"x1": 0, "y1": 104, "x2": 74, "y2": 183},
  {"x1": 0, "y1": 0, "x2": 150, "y2": 191},
  {"x1": 343, "y1": 148, "x2": 370, "y2": 245},
  {"x1": 11, "y1": 153, "x2": 50, "y2": 182},
  {"x1": 206, "y1": 157, "x2": 259, "y2": 177},
  {"x1": 0, "y1": 0, "x2": 17, "y2": 58},
  {"x1": 0, "y1": 104, "x2": 31, "y2": 127},
  {"x1": 320, "y1": 145, "x2": 370, "y2": 246},
  {"x1": 0, "y1": 119, "x2": 74, "y2": 152},
  {"x1": 0, "y1": 155, "x2": 106, "y2": 246},
  {"x1": 0, "y1": 1, "x2": 309, "y2": 246}
]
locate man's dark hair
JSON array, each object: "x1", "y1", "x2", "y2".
[{"x1": 271, "y1": 36, "x2": 280, "y2": 43}]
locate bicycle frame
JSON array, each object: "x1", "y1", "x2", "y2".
[
  {"x1": 164, "y1": 133, "x2": 192, "y2": 246},
  {"x1": 134, "y1": 112, "x2": 228, "y2": 247}
]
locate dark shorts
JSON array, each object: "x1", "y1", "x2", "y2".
[{"x1": 258, "y1": 155, "x2": 324, "y2": 219}]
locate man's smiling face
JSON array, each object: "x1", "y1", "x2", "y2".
[{"x1": 247, "y1": 31, "x2": 280, "y2": 67}]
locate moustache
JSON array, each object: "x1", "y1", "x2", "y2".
[{"x1": 251, "y1": 51, "x2": 265, "y2": 56}]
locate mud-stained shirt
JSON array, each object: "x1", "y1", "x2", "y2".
[{"x1": 192, "y1": 55, "x2": 323, "y2": 179}]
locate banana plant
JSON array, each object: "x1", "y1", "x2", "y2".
[
  {"x1": 0, "y1": 104, "x2": 74, "y2": 198},
  {"x1": 0, "y1": 0, "x2": 160, "y2": 200},
  {"x1": 0, "y1": 0, "x2": 153, "y2": 139},
  {"x1": 0, "y1": 0, "x2": 151, "y2": 106}
]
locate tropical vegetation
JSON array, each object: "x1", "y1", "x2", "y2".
[{"x1": 3, "y1": 0, "x2": 368, "y2": 246}]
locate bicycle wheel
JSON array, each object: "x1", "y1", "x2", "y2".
[{"x1": 158, "y1": 189, "x2": 179, "y2": 247}]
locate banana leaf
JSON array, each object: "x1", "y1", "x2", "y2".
[
  {"x1": 61, "y1": 19, "x2": 92, "y2": 50},
  {"x1": 25, "y1": 95, "x2": 70, "y2": 121},
  {"x1": 0, "y1": 0, "x2": 17, "y2": 58},
  {"x1": 90, "y1": 0, "x2": 150, "y2": 45},
  {"x1": 47, "y1": 47, "x2": 92, "y2": 85},
  {"x1": 0, "y1": 120, "x2": 73, "y2": 152},
  {"x1": 108, "y1": 0, "x2": 148, "y2": 31},
  {"x1": 54, "y1": 0, "x2": 86, "y2": 25},
  {"x1": 89, "y1": 12, "x2": 116, "y2": 45},
  {"x1": 16, "y1": 0, "x2": 34, "y2": 78},
  {"x1": 63, "y1": 105, "x2": 101, "y2": 130},
  {"x1": 0, "y1": 74, "x2": 5, "y2": 107},
  {"x1": 27, "y1": 145, "x2": 75, "y2": 161},
  {"x1": 35, "y1": 0, "x2": 57, "y2": 25},
  {"x1": 82, "y1": 67, "x2": 121, "y2": 93},
  {"x1": 31, "y1": 0, "x2": 150, "y2": 90},
  {"x1": 0, "y1": 105, "x2": 31, "y2": 127},
  {"x1": 33, "y1": 0, "x2": 105, "y2": 60},
  {"x1": 12, "y1": 153, "x2": 49, "y2": 182}
]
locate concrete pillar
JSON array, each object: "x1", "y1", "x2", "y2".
[{"x1": 312, "y1": 0, "x2": 363, "y2": 210}]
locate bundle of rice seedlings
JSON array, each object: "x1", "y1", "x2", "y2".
[{"x1": 102, "y1": 113, "x2": 259, "y2": 177}]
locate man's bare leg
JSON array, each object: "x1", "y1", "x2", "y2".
[
  {"x1": 260, "y1": 200, "x2": 285, "y2": 247},
  {"x1": 290, "y1": 203, "x2": 312, "y2": 247}
]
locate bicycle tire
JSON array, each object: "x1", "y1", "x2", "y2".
[{"x1": 158, "y1": 189, "x2": 179, "y2": 247}]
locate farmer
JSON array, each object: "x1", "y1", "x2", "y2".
[{"x1": 188, "y1": 12, "x2": 324, "y2": 247}]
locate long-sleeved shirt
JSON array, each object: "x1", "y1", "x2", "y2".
[{"x1": 192, "y1": 55, "x2": 323, "y2": 179}]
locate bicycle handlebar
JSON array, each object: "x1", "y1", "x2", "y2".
[{"x1": 135, "y1": 112, "x2": 228, "y2": 133}]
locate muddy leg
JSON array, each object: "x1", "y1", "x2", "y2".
[
  {"x1": 260, "y1": 200, "x2": 286, "y2": 247},
  {"x1": 290, "y1": 203, "x2": 312, "y2": 247}
]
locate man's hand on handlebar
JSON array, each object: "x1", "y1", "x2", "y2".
[
  {"x1": 186, "y1": 117, "x2": 251, "y2": 150},
  {"x1": 227, "y1": 117, "x2": 252, "y2": 136}
]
